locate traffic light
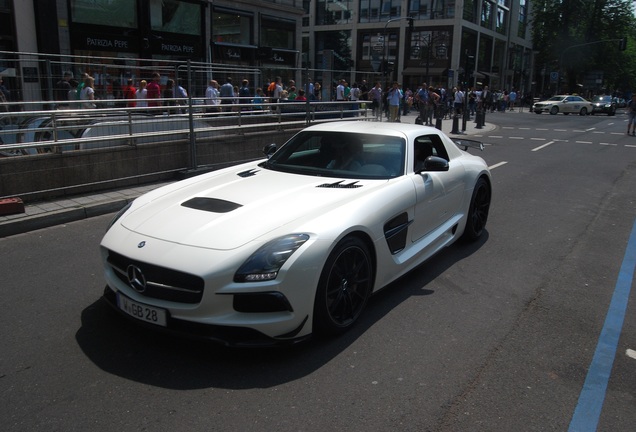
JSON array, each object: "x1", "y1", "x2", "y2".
[{"x1": 619, "y1": 37, "x2": 627, "y2": 51}]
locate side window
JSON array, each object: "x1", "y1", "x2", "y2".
[{"x1": 414, "y1": 134, "x2": 449, "y2": 170}]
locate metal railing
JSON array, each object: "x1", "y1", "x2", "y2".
[{"x1": 0, "y1": 96, "x2": 370, "y2": 201}]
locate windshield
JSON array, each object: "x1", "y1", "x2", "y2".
[
  {"x1": 548, "y1": 96, "x2": 565, "y2": 101},
  {"x1": 263, "y1": 131, "x2": 406, "y2": 179}
]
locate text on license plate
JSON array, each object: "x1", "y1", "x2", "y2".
[{"x1": 117, "y1": 292, "x2": 167, "y2": 327}]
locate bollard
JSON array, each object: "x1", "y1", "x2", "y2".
[
  {"x1": 475, "y1": 109, "x2": 483, "y2": 129},
  {"x1": 451, "y1": 113, "x2": 460, "y2": 134},
  {"x1": 462, "y1": 109, "x2": 468, "y2": 132}
]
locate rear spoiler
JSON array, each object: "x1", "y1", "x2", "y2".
[{"x1": 452, "y1": 138, "x2": 484, "y2": 152}]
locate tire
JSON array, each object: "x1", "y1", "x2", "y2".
[
  {"x1": 313, "y1": 236, "x2": 373, "y2": 336},
  {"x1": 550, "y1": 106, "x2": 559, "y2": 115},
  {"x1": 462, "y1": 177, "x2": 491, "y2": 242},
  {"x1": 579, "y1": 107, "x2": 588, "y2": 116}
]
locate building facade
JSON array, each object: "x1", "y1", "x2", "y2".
[{"x1": 0, "y1": 0, "x2": 533, "y2": 103}]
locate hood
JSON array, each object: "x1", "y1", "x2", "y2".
[{"x1": 120, "y1": 164, "x2": 384, "y2": 250}]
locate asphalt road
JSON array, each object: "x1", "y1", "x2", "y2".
[{"x1": 1, "y1": 110, "x2": 635, "y2": 431}]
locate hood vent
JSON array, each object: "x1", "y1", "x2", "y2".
[
  {"x1": 237, "y1": 169, "x2": 259, "y2": 178},
  {"x1": 181, "y1": 197, "x2": 242, "y2": 213},
  {"x1": 316, "y1": 180, "x2": 362, "y2": 189}
]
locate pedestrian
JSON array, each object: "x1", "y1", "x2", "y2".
[
  {"x1": 163, "y1": 79, "x2": 176, "y2": 114},
  {"x1": 387, "y1": 81, "x2": 403, "y2": 122},
  {"x1": 219, "y1": 77, "x2": 234, "y2": 111},
  {"x1": 368, "y1": 81, "x2": 382, "y2": 120},
  {"x1": 80, "y1": 75, "x2": 96, "y2": 109},
  {"x1": 205, "y1": 79, "x2": 220, "y2": 112},
  {"x1": 416, "y1": 83, "x2": 430, "y2": 125},
  {"x1": 238, "y1": 79, "x2": 251, "y2": 110},
  {"x1": 55, "y1": 71, "x2": 72, "y2": 108},
  {"x1": 253, "y1": 87, "x2": 264, "y2": 110},
  {"x1": 146, "y1": 72, "x2": 162, "y2": 110},
  {"x1": 136, "y1": 80, "x2": 148, "y2": 109},
  {"x1": 453, "y1": 86, "x2": 464, "y2": 115},
  {"x1": 627, "y1": 95, "x2": 636, "y2": 136},
  {"x1": 122, "y1": 78, "x2": 136, "y2": 108}
]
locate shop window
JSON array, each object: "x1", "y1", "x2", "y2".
[
  {"x1": 71, "y1": 0, "x2": 137, "y2": 28},
  {"x1": 261, "y1": 16, "x2": 295, "y2": 49},
  {"x1": 463, "y1": 0, "x2": 477, "y2": 23},
  {"x1": 496, "y1": 7, "x2": 507, "y2": 35},
  {"x1": 150, "y1": 0, "x2": 201, "y2": 36},
  {"x1": 212, "y1": 9, "x2": 252, "y2": 45},
  {"x1": 481, "y1": 1, "x2": 493, "y2": 30}
]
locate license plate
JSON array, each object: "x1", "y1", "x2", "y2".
[{"x1": 117, "y1": 292, "x2": 167, "y2": 327}]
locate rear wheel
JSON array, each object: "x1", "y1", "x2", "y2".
[
  {"x1": 313, "y1": 236, "x2": 373, "y2": 336},
  {"x1": 463, "y1": 177, "x2": 491, "y2": 242},
  {"x1": 579, "y1": 107, "x2": 588, "y2": 116}
]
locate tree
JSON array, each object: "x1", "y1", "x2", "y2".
[{"x1": 531, "y1": 0, "x2": 636, "y2": 95}]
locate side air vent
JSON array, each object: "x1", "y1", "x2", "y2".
[
  {"x1": 181, "y1": 197, "x2": 242, "y2": 213},
  {"x1": 384, "y1": 213, "x2": 411, "y2": 254},
  {"x1": 316, "y1": 180, "x2": 362, "y2": 189},
  {"x1": 238, "y1": 169, "x2": 259, "y2": 178}
]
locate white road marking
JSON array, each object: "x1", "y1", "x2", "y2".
[
  {"x1": 575, "y1": 141, "x2": 593, "y2": 144},
  {"x1": 625, "y1": 144, "x2": 636, "y2": 148},
  {"x1": 600, "y1": 143, "x2": 617, "y2": 146},
  {"x1": 627, "y1": 349, "x2": 636, "y2": 360},
  {"x1": 554, "y1": 129, "x2": 568, "y2": 132},
  {"x1": 531, "y1": 138, "x2": 546, "y2": 141},
  {"x1": 532, "y1": 141, "x2": 555, "y2": 151},
  {"x1": 510, "y1": 137, "x2": 524, "y2": 140},
  {"x1": 489, "y1": 161, "x2": 508, "y2": 170}
]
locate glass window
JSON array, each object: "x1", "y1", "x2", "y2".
[
  {"x1": 359, "y1": 0, "x2": 401, "y2": 23},
  {"x1": 462, "y1": 0, "x2": 477, "y2": 23},
  {"x1": 261, "y1": 16, "x2": 295, "y2": 49},
  {"x1": 518, "y1": 0, "x2": 528, "y2": 38},
  {"x1": 316, "y1": 0, "x2": 353, "y2": 25},
  {"x1": 213, "y1": 10, "x2": 252, "y2": 45},
  {"x1": 71, "y1": 0, "x2": 137, "y2": 28},
  {"x1": 496, "y1": 7, "x2": 507, "y2": 35},
  {"x1": 481, "y1": 1, "x2": 493, "y2": 30},
  {"x1": 150, "y1": 0, "x2": 200, "y2": 36}
]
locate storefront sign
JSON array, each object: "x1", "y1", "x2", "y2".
[{"x1": 72, "y1": 28, "x2": 138, "y2": 53}]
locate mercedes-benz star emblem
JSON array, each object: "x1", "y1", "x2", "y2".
[{"x1": 126, "y1": 265, "x2": 147, "y2": 293}]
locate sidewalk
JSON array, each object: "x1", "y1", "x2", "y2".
[{"x1": 0, "y1": 113, "x2": 497, "y2": 237}]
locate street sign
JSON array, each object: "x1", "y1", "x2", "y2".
[{"x1": 550, "y1": 72, "x2": 559, "y2": 83}]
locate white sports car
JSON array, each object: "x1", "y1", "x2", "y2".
[
  {"x1": 532, "y1": 95, "x2": 593, "y2": 115},
  {"x1": 100, "y1": 121, "x2": 492, "y2": 346}
]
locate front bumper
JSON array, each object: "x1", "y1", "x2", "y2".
[{"x1": 102, "y1": 286, "x2": 311, "y2": 347}]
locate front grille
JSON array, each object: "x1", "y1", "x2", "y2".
[{"x1": 107, "y1": 250, "x2": 204, "y2": 304}]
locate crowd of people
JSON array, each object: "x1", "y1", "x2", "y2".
[
  {"x1": 361, "y1": 80, "x2": 533, "y2": 123},
  {"x1": 42, "y1": 71, "x2": 529, "y2": 120}
]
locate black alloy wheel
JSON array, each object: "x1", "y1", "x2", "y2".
[
  {"x1": 313, "y1": 236, "x2": 373, "y2": 336},
  {"x1": 462, "y1": 177, "x2": 491, "y2": 241}
]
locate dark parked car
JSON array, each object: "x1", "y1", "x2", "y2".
[
  {"x1": 613, "y1": 97, "x2": 627, "y2": 108},
  {"x1": 591, "y1": 95, "x2": 616, "y2": 115}
]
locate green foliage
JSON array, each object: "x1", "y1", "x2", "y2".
[{"x1": 532, "y1": 0, "x2": 636, "y2": 93}]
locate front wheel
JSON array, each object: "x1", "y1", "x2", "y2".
[
  {"x1": 463, "y1": 177, "x2": 491, "y2": 242},
  {"x1": 313, "y1": 236, "x2": 373, "y2": 336},
  {"x1": 550, "y1": 106, "x2": 559, "y2": 115}
]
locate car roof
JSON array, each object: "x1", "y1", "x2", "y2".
[{"x1": 303, "y1": 120, "x2": 438, "y2": 137}]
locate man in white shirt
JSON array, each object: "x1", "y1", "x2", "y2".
[
  {"x1": 205, "y1": 79, "x2": 220, "y2": 112},
  {"x1": 453, "y1": 87, "x2": 464, "y2": 115},
  {"x1": 336, "y1": 79, "x2": 346, "y2": 101}
]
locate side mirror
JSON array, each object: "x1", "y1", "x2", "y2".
[
  {"x1": 421, "y1": 156, "x2": 449, "y2": 172},
  {"x1": 263, "y1": 143, "x2": 277, "y2": 158}
]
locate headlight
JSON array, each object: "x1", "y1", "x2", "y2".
[
  {"x1": 106, "y1": 201, "x2": 132, "y2": 232},
  {"x1": 234, "y1": 234, "x2": 310, "y2": 282}
]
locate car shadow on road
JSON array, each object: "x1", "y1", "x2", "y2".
[{"x1": 75, "y1": 231, "x2": 489, "y2": 390}]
